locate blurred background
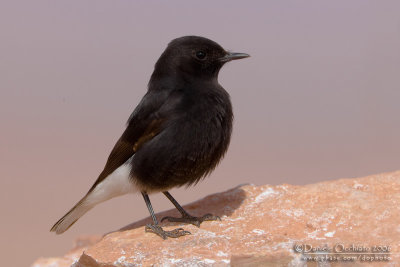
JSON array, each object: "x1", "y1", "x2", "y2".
[{"x1": 0, "y1": 1, "x2": 399, "y2": 266}]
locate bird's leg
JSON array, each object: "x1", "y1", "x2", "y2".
[
  {"x1": 161, "y1": 191, "x2": 221, "y2": 227},
  {"x1": 141, "y1": 192, "x2": 191, "y2": 239}
]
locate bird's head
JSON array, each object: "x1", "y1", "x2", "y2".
[{"x1": 151, "y1": 36, "x2": 249, "y2": 81}]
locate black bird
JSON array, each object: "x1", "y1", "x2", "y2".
[{"x1": 50, "y1": 36, "x2": 249, "y2": 239}]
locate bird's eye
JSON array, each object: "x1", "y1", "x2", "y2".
[{"x1": 195, "y1": 51, "x2": 207, "y2": 60}]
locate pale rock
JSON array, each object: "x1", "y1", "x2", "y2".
[{"x1": 32, "y1": 171, "x2": 400, "y2": 266}]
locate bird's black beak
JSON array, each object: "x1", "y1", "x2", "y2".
[{"x1": 219, "y1": 52, "x2": 250, "y2": 63}]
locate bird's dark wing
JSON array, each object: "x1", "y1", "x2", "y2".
[{"x1": 86, "y1": 89, "x2": 179, "y2": 194}]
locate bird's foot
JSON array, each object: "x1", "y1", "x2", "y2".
[
  {"x1": 161, "y1": 213, "x2": 221, "y2": 227},
  {"x1": 145, "y1": 224, "x2": 191, "y2": 239}
]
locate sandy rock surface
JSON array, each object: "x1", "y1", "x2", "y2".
[{"x1": 33, "y1": 171, "x2": 400, "y2": 266}]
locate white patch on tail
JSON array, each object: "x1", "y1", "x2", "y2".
[
  {"x1": 51, "y1": 157, "x2": 137, "y2": 234},
  {"x1": 85, "y1": 157, "x2": 137, "y2": 206}
]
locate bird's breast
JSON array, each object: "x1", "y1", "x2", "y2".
[{"x1": 132, "y1": 89, "x2": 233, "y2": 192}]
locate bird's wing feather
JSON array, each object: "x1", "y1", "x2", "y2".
[{"x1": 86, "y1": 89, "x2": 180, "y2": 194}]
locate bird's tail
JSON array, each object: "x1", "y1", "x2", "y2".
[
  {"x1": 51, "y1": 158, "x2": 136, "y2": 234},
  {"x1": 50, "y1": 195, "x2": 94, "y2": 234}
]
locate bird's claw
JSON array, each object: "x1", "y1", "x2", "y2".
[
  {"x1": 161, "y1": 213, "x2": 220, "y2": 227},
  {"x1": 145, "y1": 224, "x2": 191, "y2": 239}
]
